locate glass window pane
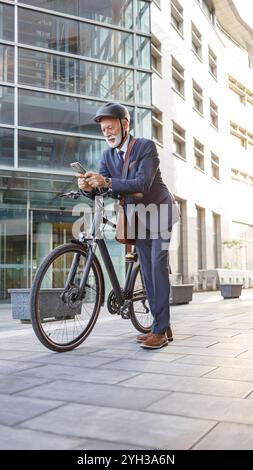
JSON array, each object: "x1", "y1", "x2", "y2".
[
  {"x1": 79, "y1": 23, "x2": 133, "y2": 65},
  {"x1": 18, "y1": 48, "x2": 79, "y2": 94},
  {"x1": 0, "y1": 3, "x2": 14, "y2": 41},
  {"x1": 137, "y1": 108, "x2": 151, "y2": 139},
  {"x1": 0, "y1": 128, "x2": 14, "y2": 166},
  {"x1": 136, "y1": 35, "x2": 150, "y2": 68},
  {"x1": 18, "y1": 1, "x2": 79, "y2": 15},
  {"x1": 79, "y1": 138, "x2": 107, "y2": 171},
  {"x1": 79, "y1": 0, "x2": 133, "y2": 29},
  {"x1": 137, "y1": 1, "x2": 150, "y2": 33},
  {"x1": 0, "y1": 45, "x2": 14, "y2": 83},
  {"x1": 18, "y1": 8, "x2": 78, "y2": 54},
  {"x1": 18, "y1": 129, "x2": 106, "y2": 171},
  {"x1": 18, "y1": 91, "x2": 114, "y2": 137},
  {"x1": 80, "y1": 61, "x2": 134, "y2": 103},
  {"x1": 137, "y1": 72, "x2": 151, "y2": 105},
  {"x1": 0, "y1": 86, "x2": 14, "y2": 124},
  {"x1": 18, "y1": 0, "x2": 133, "y2": 28},
  {"x1": 18, "y1": 89, "x2": 79, "y2": 132}
]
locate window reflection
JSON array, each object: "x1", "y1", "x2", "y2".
[
  {"x1": 19, "y1": 0, "x2": 133, "y2": 29},
  {"x1": 137, "y1": 108, "x2": 152, "y2": 139},
  {"x1": 80, "y1": 62, "x2": 134, "y2": 102},
  {"x1": 19, "y1": 8, "x2": 79, "y2": 54},
  {"x1": 18, "y1": 130, "x2": 106, "y2": 170},
  {"x1": 79, "y1": 0, "x2": 133, "y2": 28},
  {"x1": 137, "y1": 72, "x2": 151, "y2": 105},
  {"x1": 136, "y1": 35, "x2": 150, "y2": 68},
  {"x1": 19, "y1": 0, "x2": 79, "y2": 16},
  {"x1": 18, "y1": 8, "x2": 133, "y2": 65},
  {"x1": 18, "y1": 48, "x2": 134, "y2": 102},
  {"x1": 0, "y1": 3, "x2": 14, "y2": 41},
  {"x1": 0, "y1": 128, "x2": 14, "y2": 166},
  {"x1": 18, "y1": 90, "x2": 134, "y2": 137},
  {"x1": 137, "y1": 1, "x2": 150, "y2": 33},
  {"x1": 18, "y1": 89, "x2": 79, "y2": 132},
  {"x1": 0, "y1": 45, "x2": 14, "y2": 83},
  {"x1": 0, "y1": 86, "x2": 14, "y2": 125},
  {"x1": 79, "y1": 23, "x2": 133, "y2": 65},
  {"x1": 19, "y1": 49, "x2": 79, "y2": 94}
]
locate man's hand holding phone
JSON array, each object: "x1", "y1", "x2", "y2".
[
  {"x1": 71, "y1": 162, "x2": 110, "y2": 191},
  {"x1": 70, "y1": 162, "x2": 93, "y2": 192},
  {"x1": 77, "y1": 173, "x2": 93, "y2": 192}
]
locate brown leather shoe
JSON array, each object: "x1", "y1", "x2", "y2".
[
  {"x1": 137, "y1": 327, "x2": 173, "y2": 343},
  {"x1": 136, "y1": 332, "x2": 153, "y2": 343},
  {"x1": 166, "y1": 327, "x2": 173, "y2": 342},
  {"x1": 140, "y1": 333, "x2": 168, "y2": 349}
]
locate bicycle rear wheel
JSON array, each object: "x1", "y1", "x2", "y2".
[
  {"x1": 129, "y1": 265, "x2": 153, "y2": 333},
  {"x1": 31, "y1": 242, "x2": 103, "y2": 352}
]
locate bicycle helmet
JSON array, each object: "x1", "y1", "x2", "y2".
[{"x1": 94, "y1": 102, "x2": 130, "y2": 123}]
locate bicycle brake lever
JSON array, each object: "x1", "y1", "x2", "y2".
[{"x1": 59, "y1": 191, "x2": 81, "y2": 200}]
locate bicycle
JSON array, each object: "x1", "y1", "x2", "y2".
[{"x1": 30, "y1": 189, "x2": 152, "y2": 352}]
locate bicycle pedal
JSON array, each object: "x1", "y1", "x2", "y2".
[{"x1": 121, "y1": 311, "x2": 130, "y2": 319}]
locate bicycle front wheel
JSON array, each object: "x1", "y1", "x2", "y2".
[
  {"x1": 31, "y1": 242, "x2": 103, "y2": 352},
  {"x1": 129, "y1": 265, "x2": 153, "y2": 334}
]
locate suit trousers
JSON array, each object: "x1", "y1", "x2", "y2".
[{"x1": 135, "y1": 231, "x2": 171, "y2": 335}]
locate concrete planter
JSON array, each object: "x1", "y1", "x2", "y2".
[
  {"x1": 220, "y1": 284, "x2": 243, "y2": 299},
  {"x1": 8, "y1": 288, "x2": 81, "y2": 322},
  {"x1": 170, "y1": 284, "x2": 194, "y2": 305}
]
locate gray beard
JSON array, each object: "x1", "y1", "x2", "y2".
[{"x1": 106, "y1": 133, "x2": 122, "y2": 148}]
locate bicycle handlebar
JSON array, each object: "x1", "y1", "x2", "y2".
[{"x1": 60, "y1": 189, "x2": 120, "y2": 200}]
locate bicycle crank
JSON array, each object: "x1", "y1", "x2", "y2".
[{"x1": 119, "y1": 301, "x2": 132, "y2": 319}]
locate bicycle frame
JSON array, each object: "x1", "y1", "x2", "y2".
[{"x1": 65, "y1": 192, "x2": 139, "y2": 307}]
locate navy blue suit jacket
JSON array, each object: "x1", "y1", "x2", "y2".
[
  {"x1": 99, "y1": 136, "x2": 173, "y2": 232},
  {"x1": 99, "y1": 137, "x2": 169, "y2": 204}
]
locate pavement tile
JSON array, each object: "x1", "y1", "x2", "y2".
[
  {"x1": 173, "y1": 355, "x2": 253, "y2": 369},
  {"x1": 20, "y1": 403, "x2": 216, "y2": 450},
  {"x1": 203, "y1": 366, "x2": 253, "y2": 382},
  {"x1": 168, "y1": 339, "x2": 218, "y2": 348},
  {"x1": 237, "y1": 351, "x2": 253, "y2": 360},
  {"x1": 72, "y1": 440, "x2": 144, "y2": 450},
  {"x1": 17, "y1": 379, "x2": 170, "y2": 410},
  {"x1": 121, "y1": 372, "x2": 253, "y2": 398},
  {"x1": 147, "y1": 391, "x2": 253, "y2": 425},
  {"x1": 0, "y1": 423, "x2": 82, "y2": 450},
  {"x1": 29, "y1": 354, "x2": 119, "y2": 368},
  {"x1": 193, "y1": 422, "x2": 253, "y2": 450},
  {"x1": 0, "y1": 375, "x2": 52, "y2": 394},
  {"x1": 15, "y1": 363, "x2": 140, "y2": 384},
  {"x1": 0, "y1": 359, "x2": 46, "y2": 375},
  {"x1": 0, "y1": 392, "x2": 63, "y2": 426},
  {"x1": 153, "y1": 345, "x2": 242, "y2": 357},
  {"x1": 100, "y1": 358, "x2": 216, "y2": 377},
  {"x1": 88, "y1": 348, "x2": 186, "y2": 363}
]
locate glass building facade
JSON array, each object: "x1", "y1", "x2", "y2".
[{"x1": 0, "y1": 0, "x2": 152, "y2": 299}]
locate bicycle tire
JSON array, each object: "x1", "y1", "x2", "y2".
[
  {"x1": 129, "y1": 264, "x2": 152, "y2": 334},
  {"x1": 30, "y1": 242, "x2": 103, "y2": 352}
]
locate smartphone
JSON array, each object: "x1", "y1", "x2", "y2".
[{"x1": 70, "y1": 161, "x2": 87, "y2": 174}]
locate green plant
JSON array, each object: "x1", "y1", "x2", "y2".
[
  {"x1": 222, "y1": 239, "x2": 244, "y2": 269},
  {"x1": 223, "y1": 239, "x2": 243, "y2": 249}
]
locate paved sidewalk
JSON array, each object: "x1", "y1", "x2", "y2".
[{"x1": 1, "y1": 289, "x2": 253, "y2": 450}]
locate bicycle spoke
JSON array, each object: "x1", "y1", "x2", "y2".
[{"x1": 31, "y1": 243, "x2": 103, "y2": 352}]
